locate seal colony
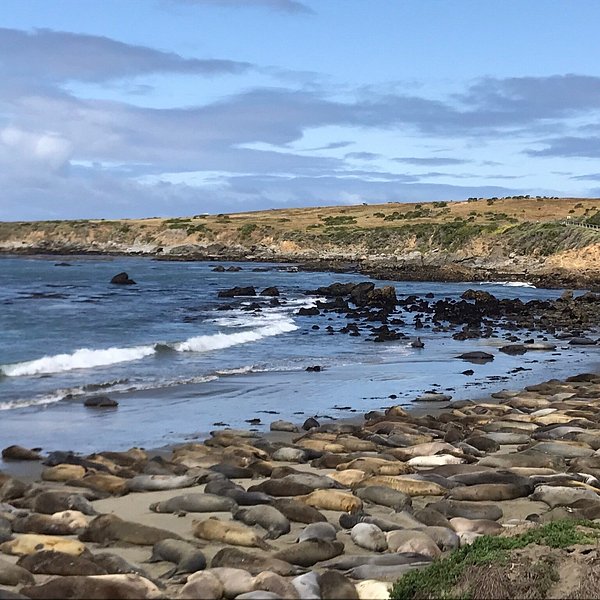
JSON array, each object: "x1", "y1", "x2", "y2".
[{"x1": 3, "y1": 374, "x2": 600, "y2": 598}]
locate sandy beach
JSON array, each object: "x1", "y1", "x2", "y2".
[{"x1": 3, "y1": 371, "x2": 600, "y2": 599}]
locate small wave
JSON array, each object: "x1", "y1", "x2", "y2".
[
  {"x1": 174, "y1": 319, "x2": 298, "y2": 352},
  {"x1": 480, "y1": 281, "x2": 536, "y2": 288},
  {"x1": 0, "y1": 391, "x2": 67, "y2": 411},
  {"x1": 1, "y1": 345, "x2": 156, "y2": 377}
]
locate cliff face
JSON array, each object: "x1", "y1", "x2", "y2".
[{"x1": 2, "y1": 197, "x2": 600, "y2": 286}]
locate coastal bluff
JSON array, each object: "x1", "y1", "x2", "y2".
[{"x1": 2, "y1": 197, "x2": 600, "y2": 287}]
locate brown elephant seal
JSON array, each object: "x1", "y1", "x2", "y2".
[
  {"x1": 355, "y1": 486, "x2": 411, "y2": 511},
  {"x1": 447, "y1": 482, "x2": 532, "y2": 502},
  {"x1": 413, "y1": 507, "x2": 451, "y2": 528},
  {"x1": 274, "y1": 539, "x2": 344, "y2": 567},
  {"x1": 192, "y1": 517, "x2": 271, "y2": 550},
  {"x1": 79, "y1": 514, "x2": 182, "y2": 545},
  {"x1": 253, "y1": 571, "x2": 301, "y2": 599},
  {"x1": 73, "y1": 473, "x2": 128, "y2": 495},
  {"x1": 16, "y1": 550, "x2": 106, "y2": 576},
  {"x1": 247, "y1": 479, "x2": 315, "y2": 497},
  {"x1": 211, "y1": 547, "x2": 301, "y2": 576},
  {"x1": 1, "y1": 445, "x2": 41, "y2": 461},
  {"x1": 42, "y1": 464, "x2": 86, "y2": 482},
  {"x1": 447, "y1": 471, "x2": 529, "y2": 487},
  {"x1": 356, "y1": 476, "x2": 446, "y2": 496},
  {"x1": 149, "y1": 493, "x2": 236, "y2": 514},
  {"x1": 273, "y1": 498, "x2": 327, "y2": 524},
  {"x1": 0, "y1": 557, "x2": 35, "y2": 586},
  {"x1": 148, "y1": 539, "x2": 206, "y2": 576},
  {"x1": 180, "y1": 571, "x2": 223, "y2": 600},
  {"x1": 419, "y1": 526, "x2": 460, "y2": 551},
  {"x1": 0, "y1": 534, "x2": 87, "y2": 557},
  {"x1": 21, "y1": 574, "x2": 162, "y2": 600},
  {"x1": 385, "y1": 530, "x2": 441, "y2": 558},
  {"x1": 192, "y1": 568, "x2": 255, "y2": 598},
  {"x1": 319, "y1": 570, "x2": 359, "y2": 599},
  {"x1": 297, "y1": 522, "x2": 338, "y2": 543},
  {"x1": 0, "y1": 476, "x2": 30, "y2": 502},
  {"x1": 427, "y1": 499, "x2": 503, "y2": 521},
  {"x1": 233, "y1": 505, "x2": 290, "y2": 539},
  {"x1": 300, "y1": 490, "x2": 363, "y2": 513},
  {"x1": 32, "y1": 491, "x2": 97, "y2": 516},
  {"x1": 350, "y1": 523, "x2": 387, "y2": 552},
  {"x1": 92, "y1": 553, "x2": 152, "y2": 579}
]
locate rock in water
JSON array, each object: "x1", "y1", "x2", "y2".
[
  {"x1": 110, "y1": 272, "x2": 136, "y2": 285},
  {"x1": 84, "y1": 396, "x2": 118, "y2": 408}
]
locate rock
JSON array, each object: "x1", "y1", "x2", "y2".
[
  {"x1": 2, "y1": 445, "x2": 41, "y2": 461},
  {"x1": 569, "y1": 337, "x2": 596, "y2": 345},
  {"x1": 306, "y1": 366, "x2": 322, "y2": 372},
  {"x1": 84, "y1": 396, "x2": 118, "y2": 408},
  {"x1": 297, "y1": 307, "x2": 320, "y2": 316},
  {"x1": 110, "y1": 272, "x2": 136, "y2": 285},
  {"x1": 260, "y1": 287, "x2": 280, "y2": 296},
  {"x1": 456, "y1": 351, "x2": 494, "y2": 362},
  {"x1": 270, "y1": 421, "x2": 299, "y2": 433},
  {"x1": 218, "y1": 286, "x2": 257, "y2": 298},
  {"x1": 302, "y1": 417, "x2": 320, "y2": 430},
  {"x1": 212, "y1": 265, "x2": 226, "y2": 272}
]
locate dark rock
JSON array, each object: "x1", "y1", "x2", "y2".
[
  {"x1": 297, "y1": 307, "x2": 320, "y2": 316},
  {"x1": 110, "y1": 272, "x2": 136, "y2": 285},
  {"x1": 456, "y1": 351, "x2": 494, "y2": 362},
  {"x1": 302, "y1": 417, "x2": 320, "y2": 430},
  {"x1": 212, "y1": 265, "x2": 226, "y2": 272},
  {"x1": 306, "y1": 365, "x2": 322, "y2": 372},
  {"x1": 260, "y1": 287, "x2": 280, "y2": 297},
  {"x1": 226, "y1": 266, "x2": 242, "y2": 272},
  {"x1": 84, "y1": 396, "x2": 118, "y2": 408},
  {"x1": 218, "y1": 286, "x2": 257, "y2": 298}
]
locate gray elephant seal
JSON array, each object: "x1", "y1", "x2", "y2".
[
  {"x1": 319, "y1": 553, "x2": 432, "y2": 570},
  {"x1": 448, "y1": 482, "x2": 532, "y2": 502},
  {"x1": 355, "y1": 486, "x2": 412, "y2": 511},
  {"x1": 16, "y1": 551, "x2": 106, "y2": 576},
  {"x1": 413, "y1": 507, "x2": 451, "y2": 528},
  {"x1": 297, "y1": 522, "x2": 338, "y2": 543},
  {"x1": 292, "y1": 571, "x2": 321, "y2": 599},
  {"x1": 346, "y1": 563, "x2": 424, "y2": 582},
  {"x1": 211, "y1": 547, "x2": 301, "y2": 576},
  {"x1": 148, "y1": 539, "x2": 206, "y2": 576},
  {"x1": 233, "y1": 505, "x2": 290, "y2": 539},
  {"x1": 80, "y1": 514, "x2": 182, "y2": 545},
  {"x1": 32, "y1": 491, "x2": 97, "y2": 516},
  {"x1": 273, "y1": 498, "x2": 327, "y2": 524},
  {"x1": 274, "y1": 539, "x2": 344, "y2": 567},
  {"x1": 125, "y1": 474, "x2": 200, "y2": 493},
  {"x1": 150, "y1": 493, "x2": 236, "y2": 514},
  {"x1": 247, "y1": 479, "x2": 314, "y2": 496},
  {"x1": 448, "y1": 471, "x2": 529, "y2": 486},
  {"x1": 253, "y1": 571, "x2": 300, "y2": 599},
  {"x1": 21, "y1": 574, "x2": 162, "y2": 600},
  {"x1": 427, "y1": 499, "x2": 503, "y2": 521},
  {"x1": 319, "y1": 570, "x2": 359, "y2": 600},
  {"x1": 530, "y1": 485, "x2": 600, "y2": 508},
  {"x1": 92, "y1": 553, "x2": 153, "y2": 579},
  {"x1": 12, "y1": 513, "x2": 82, "y2": 536},
  {"x1": 0, "y1": 557, "x2": 35, "y2": 586},
  {"x1": 350, "y1": 523, "x2": 387, "y2": 552}
]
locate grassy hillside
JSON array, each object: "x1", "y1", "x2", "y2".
[{"x1": 2, "y1": 197, "x2": 600, "y2": 282}]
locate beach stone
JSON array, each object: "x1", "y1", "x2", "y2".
[
  {"x1": 270, "y1": 420, "x2": 299, "y2": 433},
  {"x1": 218, "y1": 286, "x2": 256, "y2": 298},
  {"x1": 1, "y1": 445, "x2": 41, "y2": 461}
]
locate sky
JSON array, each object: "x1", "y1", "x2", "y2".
[{"x1": 2, "y1": 1, "x2": 600, "y2": 220}]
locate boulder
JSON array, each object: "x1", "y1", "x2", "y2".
[
  {"x1": 110, "y1": 272, "x2": 136, "y2": 285},
  {"x1": 260, "y1": 287, "x2": 280, "y2": 297},
  {"x1": 218, "y1": 287, "x2": 257, "y2": 298},
  {"x1": 84, "y1": 396, "x2": 118, "y2": 408}
]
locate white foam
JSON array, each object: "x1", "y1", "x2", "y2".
[
  {"x1": 1, "y1": 345, "x2": 156, "y2": 377},
  {"x1": 174, "y1": 319, "x2": 298, "y2": 352},
  {"x1": 481, "y1": 281, "x2": 536, "y2": 288},
  {"x1": 0, "y1": 391, "x2": 67, "y2": 411}
]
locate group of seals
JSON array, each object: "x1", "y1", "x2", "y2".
[{"x1": 3, "y1": 372, "x2": 600, "y2": 598}]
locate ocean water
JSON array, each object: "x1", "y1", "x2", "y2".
[{"x1": 0, "y1": 255, "x2": 598, "y2": 454}]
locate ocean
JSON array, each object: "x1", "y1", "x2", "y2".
[{"x1": 1, "y1": 255, "x2": 598, "y2": 454}]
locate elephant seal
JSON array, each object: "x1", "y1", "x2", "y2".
[
  {"x1": 427, "y1": 499, "x2": 503, "y2": 521},
  {"x1": 300, "y1": 490, "x2": 363, "y2": 513},
  {"x1": 355, "y1": 486, "x2": 411, "y2": 511},
  {"x1": 150, "y1": 493, "x2": 236, "y2": 514},
  {"x1": 449, "y1": 517, "x2": 504, "y2": 536},
  {"x1": 247, "y1": 479, "x2": 314, "y2": 497},
  {"x1": 236, "y1": 593, "x2": 279, "y2": 600},
  {"x1": 274, "y1": 539, "x2": 344, "y2": 567},
  {"x1": 297, "y1": 522, "x2": 337, "y2": 543},
  {"x1": 355, "y1": 580, "x2": 392, "y2": 599},
  {"x1": 211, "y1": 547, "x2": 301, "y2": 576},
  {"x1": 192, "y1": 517, "x2": 271, "y2": 550},
  {"x1": 278, "y1": 473, "x2": 341, "y2": 490},
  {"x1": 205, "y1": 481, "x2": 273, "y2": 506},
  {"x1": 210, "y1": 463, "x2": 255, "y2": 479},
  {"x1": 0, "y1": 557, "x2": 35, "y2": 586},
  {"x1": 530, "y1": 485, "x2": 600, "y2": 508},
  {"x1": 253, "y1": 571, "x2": 301, "y2": 599},
  {"x1": 180, "y1": 571, "x2": 223, "y2": 600},
  {"x1": 448, "y1": 471, "x2": 529, "y2": 487},
  {"x1": 385, "y1": 530, "x2": 441, "y2": 558},
  {"x1": 320, "y1": 570, "x2": 359, "y2": 599},
  {"x1": 273, "y1": 498, "x2": 327, "y2": 524},
  {"x1": 148, "y1": 539, "x2": 206, "y2": 576},
  {"x1": 419, "y1": 526, "x2": 460, "y2": 551},
  {"x1": 79, "y1": 514, "x2": 182, "y2": 545},
  {"x1": 346, "y1": 564, "x2": 423, "y2": 582},
  {"x1": 21, "y1": 574, "x2": 162, "y2": 600},
  {"x1": 92, "y1": 553, "x2": 152, "y2": 579},
  {"x1": 16, "y1": 550, "x2": 106, "y2": 576},
  {"x1": 350, "y1": 523, "x2": 387, "y2": 552},
  {"x1": 413, "y1": 507, "x2": 451, "y2": 528},
  {"x1": 339, "y1": 512, "x2": 415, "y2": 532},
  {"x1": 125, "y1": 474, "x2": 200, "y2": 493},
  {"x1": 233, "y1": 505, "x2": 290, "y2": 539},
  {"x1": 478, "y1": 452, "x2": 565, "y2": 470},
  {"x1": 32, "y1": 491, "x2": 97, "y2": 516},
  {"x1": 292, "y1": 571, "x2": 321, "y2": 599},
  {"x1": 319, "y1": 553, "x2": 432, "y2": 570},
  {"x1": 193, "y1": 568, "x2": 254, "y2": 598},
  {"x1": 448, "y1": 483, "x2": 532, "y2": 502},
  {"x1": 42, "y1": 464, "x2": 86, "y2": 482},
  {"x1": 357, "y1": 476, "x2": 446, "y2": 496},
  {"x1": 0, "y1": 534, "x2": 87, "y2": 557},
  {"x1": 12, "y1": 512, "x2": 85, "y2": 536}
]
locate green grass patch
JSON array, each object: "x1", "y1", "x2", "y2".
[{"x1": 389, "y1": 520, "x2": 600, "y2": 600}]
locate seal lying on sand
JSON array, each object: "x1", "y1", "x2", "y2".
[{"x1": 79, "y1": 514, "x2": 182, "y2": 545}]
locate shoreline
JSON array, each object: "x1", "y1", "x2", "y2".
[
  {"x1": 2, "y1": 370, "x2": 600, "y2": 599},
  {"x1": 2, "y1": 250, "x2": 599, "y2": 290}
]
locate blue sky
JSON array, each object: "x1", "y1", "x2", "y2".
[{"x1": 2, "y1": 0, "x2": 600, "y2": 220}]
